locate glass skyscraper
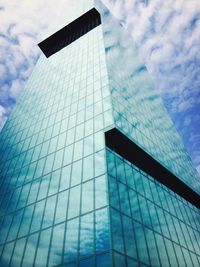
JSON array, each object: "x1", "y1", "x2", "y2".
[{"x1": 0, "y1": 1, "x2": 200, "y2": 266}]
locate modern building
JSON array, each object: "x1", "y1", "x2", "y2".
[{"x1": 0, "y1": 1, "x2": 200, "y2": 266}]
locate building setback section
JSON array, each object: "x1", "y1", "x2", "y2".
[
  {"x1": 105, "y1": 127, "x2": 200, "y2": 209},
  {"x1": 38, "y1": 8, "x2": 101, "y2": 57}
]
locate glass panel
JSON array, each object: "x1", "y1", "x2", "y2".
[
  {"x1": 95, "y1": 175, "x2": 107, "y2": 209},
  {"x1": 129, "y1": 191, "x2": 142, "y2": 222},
  {"x1": 127, "y1": 257, "x2": 139, "y2": 267},
  {"x1": 57, "y1": 132, "x2": 67, "y2": 150},
  {"x1": 108, "y1": 176, "x2": 120, "y2": 210},
  {"x1": 81, "y1": 180, "x2": 94, "y2": 214},
  {"x1": 42, "y1": 195, "x2": 56, "y2": 228},
  {"x1": 174, "y1": 243, "x2": 187, "y2": 267},
  {"x1": 95, "y1": 208, "x2": 110, "y2": 252},
  {"x1": 49, "y1": 223, "x2": 65, "y2": 266},
  {"x1": 18, "y1": 205, "x2": 34, "y2": 237},
  {"x1": 30, "y1": 199, "x2": 45, "y2": 233},
  {"x1": 71, "y1": 160, "x2": 82, "y2": 186},
  {"x1": 60, "y1": 165, "x2": 71, "y2": 191},
  {"x1": 111, "y1": 208, "x2": 124, "y2": 254},
  {"x1": 11, "y1": 237, "x2": 26, "y2": 266},
  {"x1": 138, "y1": 195, "x2": 151, "y2": 228},
  {"x1": 96, "y1": 252, "x2": 111, "y2": 267},
  {"x1": 79, "y1": 256, "x2": 94, "y2": 267},
  {"x1": 63, "y1": 145, "x2": 73, "y2": 166},
  {"x1": 165, "y1": 238, "x2": 179, "y2": 267},
  {"x1": 155, "y1": 233, "x2": 170, "y2": 267},
  {"x1": 7, "y1": 209, "x2": 23, "y2": 242},
  {"x1": 83, "y1": 155, "x2": 94, "y2": 182},
  {"x1": 114, "y1": 252, "x2": 126, "y2": 267},
  {"x1": 134, "y1": 221, "x2": 150, "y2": 265},
  {"x1": 73, "y1": 140, "x2": 83, "y2": 161},
  {"x1": 123, "y1": 215, "x2": 137, "y2": 260},
  {"x1": 37, "y1": 174, "x2": 50, "y2": 200},
  {"x1": 55, "y1": 190, "x2": 68, "y2": 223},
  {"x1": 35, "y1": 228, "x2": 51, "y2": 266},
  {"x1": 68, "y1": 186, "x2": 80, "y2": 219},
  {"x1": 80, "y1": 212, "x2": 94, "y2": 257},
  {"x1": 1, "y1": 242, "x2": 14, "y2": 266},
  {"x1": 24, "y1": 182, "x2": 38, "y2": 207},
  {"x1": 144, "y1": 227, "x2": 160, "y2": 267},
  {"x1": 53, "y1": 149, "x2": 64, "y2": 170},
  {"x1": 64, "y1": 218, "x2": 79, "y2": 262},
  {"x1": 48, "y1": 169, "x2": 61, "y2": 196},
  {"x1": 43, "y1": 153, "x2": 54, "y2": 175},
  {"x1": 94, "y1": 131, "x2": 104, "y2": 151},
  {"x1": 94, "y1": 150, "x2": 105, "y2": 177},
  {"x1": 21, "y1": 233, "x2": 39, "y2": 267},
  {"x1": 118, "y1": 182, "x2": 131, "y2": 216}
]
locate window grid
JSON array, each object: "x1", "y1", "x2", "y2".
[{"x1": 106, "y1": 148, "x2": 200, "y2": 266}]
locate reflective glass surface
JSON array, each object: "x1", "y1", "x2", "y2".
[
  {"x1": 0, "y1": 1, "x2": 200, "y2": 266},
  {"x1": 106, "y1": 148, "x2": 200, "y2": 266},
  {"x1": 97, "y1": 0, "x2": 200, "y2": 194},
  {"x1": 0, "y1": 24, "x2": 112, "y2": 266}
]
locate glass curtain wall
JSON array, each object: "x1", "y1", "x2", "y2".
[{"x1": 0, "y1": 23, "x2": 113, "y2": 266}]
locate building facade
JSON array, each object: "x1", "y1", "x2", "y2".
[{"x1": 0, "y1": 1, "x2": 200, "y2": 266}]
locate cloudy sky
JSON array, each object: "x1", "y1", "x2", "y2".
[{"x1": 0, "y1": 0, "x2": 200, "y2": 174}]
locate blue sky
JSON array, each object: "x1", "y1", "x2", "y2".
[{"x1": 0, "y1": 0, "x2": 200, "y2": 174}]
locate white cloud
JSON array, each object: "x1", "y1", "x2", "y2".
[
  {"x1": 9, "y1": 79, "x2": 24, "y2": 99},
  {"x1": 0, "y1": 63, "x2": 7, "y2": 77},
  {"x1": 0, "y1": 105, "x2": 7, "y2": 130}
]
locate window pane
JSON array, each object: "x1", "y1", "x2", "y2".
[
  {"x1": 95, "y1": 175, "x2": 107, "y2": 209},
  {"x1": 144, "y1": 227, "x2": 160, "y2": 267},
  {"x1": 63, "y1": 145, "x2": 73, "y2": 166},
  {"x1": 60, "y1": 165, "x2": 71, "y2": 191},
  {"x1": 73, "y1": 140, "x2": 83, "y2": 161},
  {"x1": 18, "y1": 205, "x2": 34, "y2": 237},
  {"x1": 118, "y1": 182, "x2": 131, "y2": 216},
  {"x1": 108, "y1": 176, "x2": 119, "y2": 210},
  {"x1": 81, "y1": 180, "x2": 94, "y2": 214},
  {"x1": 83, "y1": 155, "x2": 94, "y2": 182},
  {"x1": 80, "y1": 212, "x2": 94, "y2": 257},
  {"x1": 111, "y1": 208, "x2": 124, "y2": 254},
  {"x1": 96, "y1": 252, "x2": 111, "y2": 267},
  {"x1": 11, "y1": 237, "x2": 26, "y2": 266},
  {"x1": 21, "y1": 233, "x2": 39, "y2": 267},
  {"x1": 79, "y1": 257, "x2": 94, "y2": 267},
  {"x1": 35, "y1": 228, "x2": 51, "y2": 266},
  {"x1": 71, "y1": 160, "x2": 82, "y2": 186},
  {"x1": 155, "y1": 233, "x2": 170, "y2": 267},
  {"x1": 48, "y1": 169, "x2": 61, "y2": 195},
  {"x1": 123, "y1": 215, "x2": 137, "y2": 260},
  {"x1": 68, "y1": 186, "x2": 80, "y2": 219},
  {"x1": 64, "y1": 218, "x2": 79, "y2": 262},
  {"x1": 37, "y1": 174, "x2": 50, "y2": 200},
  {"x1": 49, "y1": 223, "x2": 65, "y2": 266},
  {"x1": 94, "y1": 150, "x2": 105, "y2": 177},
  {"x1": 42, "y1": 195, "x2": 56, "y2": 228},
  {"x1": 114, "y1": 252, "x2": 126, "y2": 267},
  {"x1": 53, "y1": 149, "x2": 64, "y2": 170},
  {"x1": 95, "y1": 208, "x2": 110, "y2": 252},
  {"x1": 134, "y1": 221, "x2": 150, "y2": 265},
  {"x1": 30, "y1": 199, "x2": 45, "y2": 233}
]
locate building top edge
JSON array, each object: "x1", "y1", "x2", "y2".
[{"x1": 38, "y1": 8, "x2": 101, "y2": 57}]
